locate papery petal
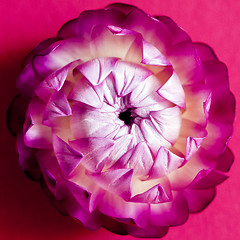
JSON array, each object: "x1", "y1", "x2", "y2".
[
  {"x1": 17, "y1": 132, "x2": 41, "y2": 180},
  {"x1": 142, "y1": 39, "x2": 171, "y2": 66},
  {"x1": 106, "y1": 3, "x2": 137, "y2": 15},
  {"x1": 157, "y1": 71, "x2": 185, "y2": 108},
  {"x1": 70, "y1": 137, "x2": 115, "y2": 173},
  {"x1": 98, "y1": 192, "x2": 150, "y2": 228},
  {"x1": 33, "y1": 39, "x2": 91, "y2": 77},
  {"x1": 77, "y1": 58, "x2": 118, "y2": 86},
  {"x1": 43, "y1": 90, "x2": 72, "y2": 125},
  {"x1": 183, "y1": 188, "x2": 215, "y2": 213},
  {"x1": 89, "y1": 168, "x2": 133, "y2": 200},
  {"x1": 150, "y1": 192, "x2": 189, "y2": 226},
  {"x1": 150, "y1": 106, "x2": 182, "y2": 144},
  {"x1": 149, "y1": 146, "x2": 184, "y2": 178},
  {"x1": 71, "y1": 106, "x2": 117, "y2": 139},
  {"x1": 17, "y1": 63, "x2": 42, "y2": 97},
  {"x1": 68, "y1": 76, "x2": 103, "y2": 108},
  {"x1": 91, "y1": 25, "x2": 143, "y2": 61},
  {"x1": 194, "y1": 42, "x2": 218, "y2": 62},
  {"x1": 123, "y1": 8, "x2": 171, "y2": 54},
  {"x1": 52, "y1": 135, "x2": 83, "y2": 178},
  {"x1": 113, "y1": 60, "x2": 152, "y2": 96},
  {"x1": 167, "y1": 41, "x2": 204, "y2": 85},
  {"x1": 140, "y1": 119, "x2": 172, "y2": 155},
  {"x1": 113, "y1": 142, "x2": 153, "y2": 176},
  {"x1": 24, "y1": 124, "x2": 52, "y2": 149},
  {"x1": 189, "y1": 169, "x2": 228, "y2": 189},
  {"x1": 66, "y1": 180, "x2": 105, "y2": 213},
  {"x1": 215, "y1": 147, "x2": 234, "y2": 173}
]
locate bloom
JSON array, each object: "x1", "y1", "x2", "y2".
[{"x1": 7, "y1": 3, "x2": 235, "y2": 238}]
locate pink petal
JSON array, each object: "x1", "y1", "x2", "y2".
[
  {"x1": 24, "y1": 124, "x2": 52, "y2": 149},
  {"x1": 77, "y1": 58, "x2": 118, "y2": 86},
  {"x1": 70, "y1": 106, "x2": 117, "y2": 139},
  {"x1": 106, "y1": 3, "x2": 137, "y2": 15},
  {"x1": 33, "y1": 38, "x2": 91, "y2": 77},
  {"x1": 112, "y1": 61, "x2": 152, "y2": 97},
  {"x1": 57, "y1": 18, "x2": 79, "y2": 39},
  {"x1": 142, "y1": 39, "x2": 171, "y2": 66},
  {"x1": 113, "y1": 142, "x2": 153, "y2": 176},
  {"x1": 150, "y1": 192, "x2": 189, "y2": 226},
  {"x1": 150, "y1": 106, "x2": 182, "y2": 144},
  {"x1": 157, "y1": 16, "x2": 191, "y2": 45},
  {"x1": 130, "y1": 184, "x2": 171, "y2": 204},
  {"x1": 98, "y1": 192, "x2": 150, "y2": 228},
  {"x1": 123, "y1": 8, "x2": 171, "y2": 54},
  {"x1": 149, "y1": 146, "x2": 184, "y2": 178},
  {"x1": 70, "y1": 137, "x2": 115, "y2": 173},
  {"x1": 7, "y1": 94, "x2": 29, "y2": 137},
  {"x1": 16, "y1": 62, "x2": 42, "y2": 97},
  {"x1": 66, "y1": 180, "x2": 105, "y2": 213},
  {"x1": 17, "y1": 132, "x2": 41, "y2": 180},
  {"x1": 182, "y1": 84, "x2": 211, "y2": 127},
  {"x1": 167, "y1": 41, "x2": 204, "y2": 85},
  {"x1": 157, "y1": 71, "x2": 185, "y2": 108},
  {"x1": 215, "y1": 147, "x2": 234, "y2": 173},
  {"x1": 183, "y1": 187, "x2": 215, "y2": 213},
  {"x1": 89, "y1": 168, "x2": 133, "y2": 200},
  {"x1": 36, "y1": 63, "x2": 71, "y2": 101},
  {"x1": 68, "y1": 76, "x2": 103, "y2": 108},
  {"x1": 189, "y1": 169, "x2": 228, "y2": 189},
  {"x1": 52, "y1": 135, "x2": 83, "y2": 178},
  {"x1": 194, "y1": 42, "x2": 218, "y2": 62},
  {"x1": 43, "y1": 90, "x2": 72, "y2": 125},
  {"x1": 140, "y1": 119, "x2": 172, "y2": 155}
]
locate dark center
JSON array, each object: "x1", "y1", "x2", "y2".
[{"x1": 119, "y1": 108, "x2": 134, "y2": 126}]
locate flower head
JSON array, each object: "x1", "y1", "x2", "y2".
[{"x1": 8, "y1": 3, "x2": 235, "y2": 238}]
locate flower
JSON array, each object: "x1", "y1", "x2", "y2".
[{"x1": 7, "y1": 3, "x2": 235, "y2": 238}]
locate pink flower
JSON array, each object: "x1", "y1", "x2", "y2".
[{"x1": 7, "y1": 3, "x2": 235, "y2": 238}]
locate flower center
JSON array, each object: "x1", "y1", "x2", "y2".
[{"x1": 119, "y1": 108, "x2": 134, "y2": 126}]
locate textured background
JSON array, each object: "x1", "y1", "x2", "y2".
[{"x1": 1, "y1": 0, "x2": 239, "y2": 239}]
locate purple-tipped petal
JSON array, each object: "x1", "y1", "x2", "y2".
[
  {"x1": 70, "y1": 137, "x2": 115, "y2": 173},
  {"x1": 149, "y1": 146, "x2": 184, "y2": 178},
  {"x1": 158, "y1": 71, "x2": 185, "y2": 108},
  {"x1": 89, "y1": 168, "x2": 133, "y2": 200},
  {"x1": 215, "y1": 147, "x2": 234, "y2": 173},
  {"x1": 77, "y1": 58, "x2": 118, "y2": 86},
  {"x1": 43, "y1": 90, "x2": 72, "y2": 125},
  {"x1": 184, "y1": 187, "x2": 216, "y2": 213},
  {"x1": 52, "y1": 135, "x2": 83, "y2": 178}
]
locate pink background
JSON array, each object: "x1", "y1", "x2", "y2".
[{"x1": 1, "y1": 0, "x2": 239, "y2": 239}]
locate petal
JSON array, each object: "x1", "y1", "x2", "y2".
[
  {"x1": 52, "y1": 135, "x2": 83, "y2": 178},
  {"x1": 112, "y1": 60, "x2": 152, "y2": 96},
  {"x1": 70, "y1": 137, "x2": 115, "y2": 173},
  {"x1": 33, "y1": 38, "x2": 91, "y2": 77},
  {"x1": 140, "y1": 119, "x2": 172, "y2": 155},
  {"x1": 16, "y1": 132, "x2": 41, "y2": 180},
  {"x1": 157, "y1": 71, "x2": 185, "y2": 108},
  {"x1": 141, "y1": 39, "x2": 171, "y2": 66},
  {"x1": 113, "y1": 142, "x2": 153, "y2": 176},
  {"x1": 149, "y1": 146, "x2": 184, "y2": 178},
  {"x1": 150, "y1": 191, "x2": 189, "y2": 226},
  {"x1": 106, "y1": 3, "x2": 137, "y2": 15},
  {"x1": 24, "y1": 124, "x2": 52, "y2": 149},
  {"x1": 98, "y1": 192, "x2": 150, "y2": 228},
  {"x1": 183, "y1": 187, "x2": 215, "y2": 213},
  {"x1": 43, "y1": 90, "x2": 72, "y2": 125},
  {"x1": 150, "y1": 106, "x2": 182, "y2": 144},
  {"x1": 89, "y1": 168, "x2": 133, "y2": 200},
  {"x1": 68, "y1": 76, "x2": 103, "y2": 108},
  {"x1": 7, "y1": 94, "x2": 29, "y2": 137},
  {"x1": 167, "y1": 41, "x2": 204, "y2": 85},
  {"x1": 194, "y1": 42, "x2": 218, "y2": 62},
  {"x1": 70, "y1": 106, "x2": 117, "y2": 139},
  {"x1": 215, "y1": 147, "x2": 234, "y2": 173},
  {"x1": 77, "y1": 58, "x2": 118, "y2": 86}
]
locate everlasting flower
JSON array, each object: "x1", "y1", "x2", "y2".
[{"x1": 7, "y1": 3, "x2": 235, "y2": 238}]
